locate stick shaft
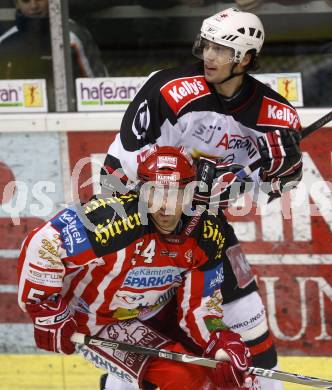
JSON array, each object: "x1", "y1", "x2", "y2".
[
  {"x1": 72, "y1": 333, "x2": 332, "y2": 389},
  {"x1": 301, "y1": 110, "x2": 332, "y2": 139},
  {"x1": 72, "y1": 332, "x2": 219, "y2": 368},
  {"x1": 248, "y1": 367, "x2": 332, "y2": 389}
]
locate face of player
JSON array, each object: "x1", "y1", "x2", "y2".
[
  {"x1": 148, "y1": 187, "x2": 185, "y2": 235},
  {"x1": 202, "y1": 39, "x2": 236, "y2": 84},
  {"x1": 16, "y1": 0, "x2": 49, "y2": 18}
]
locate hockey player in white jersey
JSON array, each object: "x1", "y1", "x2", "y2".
[{"x1": 101, "y1": 7, "x2": 303, "y2": 390}]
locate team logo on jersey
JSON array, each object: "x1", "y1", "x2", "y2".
[
  {"x1": 160, "y1": 249, "x2": 178, "y2": 258},
  {"x1": 160, "y1": 76, "x2": 211, "y2": 114},
  {"x1": 203, "y1": 264, "x2": 224, "y2": 297},
  {"x1": 94, "y1": 212, "x2": 142, "y2": 247},
  {"x1": 27, "y1": 268, "x2": 63, "y2": 287},
  {"x1": 51, "y1": 208, "x2": 90, "y2": 257},
  {"x1": 132, "y1": 99, "x2": 150, "y2": 140},
  {"x1": 257, "y1": 96, "x2": 301, "y2": 129},
  {"x1": 203, "y1": 219, "x2": 225, "y2": 259},
  {"x1": 206, "y1": 289, "x2": 224, "y2": 315},
  {"x1": 115, "y1": 292, "x2": 145, "y2": 304},
  {"x1": 122, "y1": 267, "x2": 182, "y2": 289},
  {"x1": 215, "y1": 133, "x2": 258, "y2": 159},
  {"x1": 84, "y1": 194, "x2": 137, "y2": 215},
  {"x1": 184, "y1": 249, "x2": 193, "y2": 263},
  {"x1": 38, "y1": 234, "x2": 62, "y2": 267}
]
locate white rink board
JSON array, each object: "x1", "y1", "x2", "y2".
[{"x1": 0, "y1": 108, "x2": 330, "y2": 133}]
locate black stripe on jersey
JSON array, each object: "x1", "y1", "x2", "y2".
[
  {"x1": 245, "y1": 330, "x2": 270, "y2": 347},
  {"x1": 245, "y1": 330, "x2": 278, "y2": 368},
  {"x1": 195, "y1": 213, "x2": 225, "y2": 271},
  {"x1": 251, "y1": 344, "x2": 278, "y2": 369},
  {"x1": 83, "y1": 193, "x2": 145, "y2": 257}
]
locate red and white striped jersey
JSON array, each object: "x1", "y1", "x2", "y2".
[{"x1": 18, "y1": 193, "x2": 226, "y2": 349}]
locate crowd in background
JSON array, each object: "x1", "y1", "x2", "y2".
[{"x1": 0, "y1": 0, "x2": 331, "y2": 109}]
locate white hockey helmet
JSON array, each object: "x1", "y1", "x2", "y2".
[{"x1": 197, "y1": 8, "x2": 264, "y2": 63}]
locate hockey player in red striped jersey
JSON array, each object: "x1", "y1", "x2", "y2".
[
  {"x1": 18, "y1": 146, "x2": 259, "y2": 390},
  {"x1": 101, "y1": 8, "x2": 303, "y2": 390}
]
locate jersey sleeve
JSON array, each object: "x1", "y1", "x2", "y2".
[
  {"x1": 251, "y1": 91, "x2": 303, "y2": 191},
  {"x1": 102, "y1": 72, "x2": 180, "y2": 182},
  {"x1": 176, "y1": 214, "x2": 227, "y2": 348},
  {"x1": 17, "y1": 207, "x2": 97, "y2": 311},
  {"x1": 176, "y1": 263, "x2": 226, "y2": 348},
  {"x1": 256, "y1": 94, "x2": 302, "y2": 133},
  {"x1": 17, "y1": 222, "x2": 66, "y2": 311}
]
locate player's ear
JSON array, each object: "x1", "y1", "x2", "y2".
[{"x1": 240, "y1": 52, "x2": 252, "y2": 68}]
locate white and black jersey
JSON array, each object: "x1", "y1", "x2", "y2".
[
  {"x1": 103, "y1": 61, "x2": 302, "y2": 304},
  {"x1": 105, "y1": 62, "x2": 301, "y2": 184}
]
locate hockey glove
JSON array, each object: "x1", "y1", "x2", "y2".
[
  {"x1": 258, "y1": 128, "x2": 302, "y2": 180},
  {"x1": 258, "y1": 128, "x2": 302, "y2": 199},
  {"x1": 100, "y1": 156, "x2": 130, "y2": 195},
  {"x1": 26, "y1": 294, "x2": 77, "y2": 354},
  {"x1": 261, "y1": 166, "x2": 303, "y2": 200},
  {"x1": 193, "y1": 157, "x2": 253, "y2": 209},
  {"x1": 204, "y1": 329, "x2": 256, "y2": 389}
]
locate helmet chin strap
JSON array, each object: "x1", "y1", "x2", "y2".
[{"x1": 215, "y1": 62, "x2": 246, "y2": 86}]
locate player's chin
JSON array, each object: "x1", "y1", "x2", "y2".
[
  {"x1": 204, "y1": 72, "x2": 222, "y2": 84},
  {"x1": 203, "y1": 71, "x2": 214, "y2": 82},
  {"x1": 157, "y1": 218, "x2": 176, "y2": 232},
  {"x1": 158, "y1": 218, "x2": 173, "y2": 229}
]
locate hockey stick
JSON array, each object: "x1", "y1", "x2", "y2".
[
  {"x1": 71, "y1": 332, "x2": 332, "y2": 389},
  {"x1": 236, "y1": 110, "x2": 332, "y2": 180}
]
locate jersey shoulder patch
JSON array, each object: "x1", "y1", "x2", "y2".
[
  {"x1": 160, "y1": 75, "x2": 211, "y2": 115},
  {"x1": 50, "y1": 207, "x2": 91, "y2": 257},
  {"x1": 257, "y1": 95, "x2": 301, "y2": 130},
  {"x1": 83, "y1": 193, "x2": 145, "y2": 257},
  {"x1": 192, "y1": 213, "x2": 225, "y2": 270}
]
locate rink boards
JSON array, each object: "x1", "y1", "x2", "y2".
[
  {"x1": 0, "y1": 110, "x2": 331, "y2": 364},
  {"x1": 0, "y1": 128, "x2": 332, "y2": 356}
]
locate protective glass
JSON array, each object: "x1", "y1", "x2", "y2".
[{"x1": 192, "y1": 35, "x2": 236, "y2": 65}]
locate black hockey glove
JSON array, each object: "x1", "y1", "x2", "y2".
[
  {"x1": 193, "y1": 157, "x2": 253, "y2": 210},
  {"x1": 260, "y1": 167, "x2": 303, "y2": 200},
  {"x1": 258, "y1": 128, "x2": 303, "y2": 199},
  {"x1": 100, "y1": 154, "x2": 130, "y2": 195}
]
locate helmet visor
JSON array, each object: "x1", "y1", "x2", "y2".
[{"x1": 193, "y1": 35, "x2": 236, "y2": 65}]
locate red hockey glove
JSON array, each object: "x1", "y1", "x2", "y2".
[
  {"x1": 204, "y1": 330, "x2": 254, "y2": 389},
  {"x1": 26, "y1": 294, "x2": 77, "y2": 354},
  {"x1": 193, "y1": 157, "x2": 253, "y2": 209}
]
